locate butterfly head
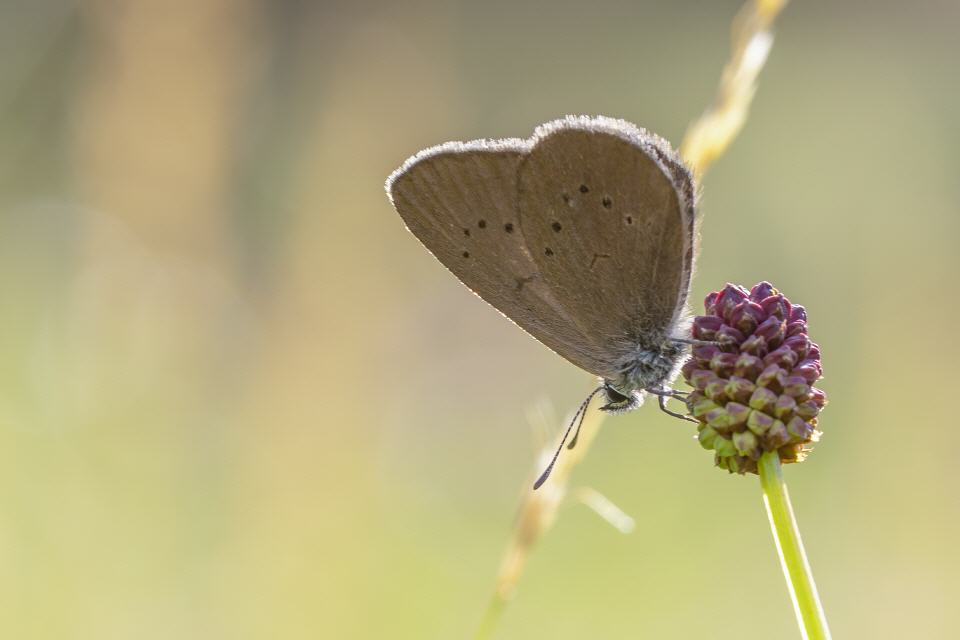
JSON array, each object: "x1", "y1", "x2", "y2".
[{"x1": 598, "y1": 383, "x2": 643, "y2": 413}]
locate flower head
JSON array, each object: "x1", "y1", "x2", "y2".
[{"x1": 681, "y1": 282, "x2": 827, "y2": 474}]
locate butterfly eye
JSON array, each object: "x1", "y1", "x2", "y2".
[{"x1": 604, "y1": 385, "x2": 630, "y2": 404}]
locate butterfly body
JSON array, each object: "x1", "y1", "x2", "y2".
[{"x1": 387, "y1": 115, "x2": 697, "y2": 417}]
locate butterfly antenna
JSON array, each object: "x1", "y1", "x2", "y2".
[
  {"x1": 533, "y1": 386, "x2": 604, "y2": 490},
  {"x1": 566, "y1": 386, "x2": 604, "y2": 451}
]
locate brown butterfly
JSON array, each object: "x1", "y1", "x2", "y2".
[{"x1": 386, "y1": 116, "x2": 698, "y2": 487}]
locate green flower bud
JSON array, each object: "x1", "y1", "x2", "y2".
[
  {"x1": 749, "y1": 387, "x2": 778, "y2": 413},
  {"x1": 725, "y1": 402, "x2": 751, "y2": 426},
  {"x1": 692, "y1": 397, "x2": 721, "y2": 418},
  {"x1": 746, "y1": 409, "x2": 774, "y2": 436},
  {"x1": 724, "y1": 377, "x2": 756, "y2": 404},
  {"x1": 774, "y1": 395, "x2": 797, "y2": 420},
  {"x1": 714, "y1": 435, "x2": 736, "y2": 457},
  {"x1": 706, "y1": 408, "x2": 737, "y2": 432},
  {"x1": 698, "y1": 425, "x2": 719, "y2": 449},
  {"x1": 766, "y1": 419, "x2": 790, "y2": 448},
  {"x1": 732, "y1": 430, "x2": 760, "y2": 457}
]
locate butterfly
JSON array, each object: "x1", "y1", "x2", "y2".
[{"x1": 386, "y1": 116, "x2": 698, "y2": 487}]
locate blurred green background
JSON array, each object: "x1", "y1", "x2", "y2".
[{"x1": 0, "y1": 0, "x2": 957, "y2": 638}]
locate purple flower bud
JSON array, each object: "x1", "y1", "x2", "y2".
[
  {"x1": 704, "y1": 291, "x2": 720, "y2": 314},
  {"x1": 692, "y1": 315, "x2": 725, "y2": 340},
  {"x1": 681, "y1": 282, "x2": 827, "y2": 474},
  {"x1": 715, "y1": 325, "x2": 746, "y2": 349},
  {"x1": 754, "y1": 316, "x2": 786, "y2": 345},
  {"x1": 692, "y1": 344, "x2": 721, "y2": 364},
  {"x1": 785, "y1": 321, "x2": 807, "y2": 338},
  {"x1": 794, "y1": 400, "x2": 820, "y2": 421},
  {"x1": 807, "y1": 342, "x2": 822, "y2": 361},
  {"x1": 783, "y1": 334, "x2": 811, "y2": 359},
  {"x1": 739, "y1": 334, "x2": 769, "y2": 357},
  {"x1": 709, "y1": 352, "x2": 738, "y2": 377},
  {"x1": 730, "y1": 301, "x2": 765, "y2": 334},
  {"x1": 783, "y1": 376, "x2": 811, "y2": 398},
  {"x1": 756, "y1": 364, "x2": 787, "y2": 390},
  {"x1": 810, "y1": 387, "x2": 827, "y2": 407},
  {"x1": 792, "y1": 361, "x2": 821, "y2": 384},
  {"x1": 760, "y1": 294, "x2": 791, "y2": 321},
  {"x1": 689, "y1": 369, "x2": 716, "y2": 390},
  {"x1": 734, "y1": 354, "x2": 764, "y2": 379},
  {"x1": 749, "y1": 281, "x2": 776, "y2": 301},
  {"x1": 787, "y1": 416, "x2": 814, "y2": 441},
  {"x1": 764, "y1": 345, "x2": 799, "y2": 370},
  {"x1": 680, "y1": 359, "x2": 699, "y2": 380},
  {"x1": 714, "y1": 284, "x2": 750, "y2": 320}
]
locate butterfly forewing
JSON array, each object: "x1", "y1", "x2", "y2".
[{"x1": 387, "y1": 142, "x2": 613, "y2": 376}]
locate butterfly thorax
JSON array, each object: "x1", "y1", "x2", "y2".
[{"x1": 600, "y1": 339, "x2": 687, "y2": 413}]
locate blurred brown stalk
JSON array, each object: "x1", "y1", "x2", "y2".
[{"x1": 475, "y1": 1, "x2": 790, "y2": 637}]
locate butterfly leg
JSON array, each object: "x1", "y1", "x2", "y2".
[
  {"x1": 657, "y1": 394, "x2": 698, "y2": 423},
  {"x1": 646, "y1": 387, "x2": 698, "y2": 423},
  {"x1": 647, "y1": 387, "x2": 690, "y2": 399},
  {"x1": 670, "y1": 337, "x2": 720, "y2": 347}
]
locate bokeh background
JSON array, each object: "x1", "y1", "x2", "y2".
[{"x1": 1, "y1": 0, "x2": 957, "y2": 638}]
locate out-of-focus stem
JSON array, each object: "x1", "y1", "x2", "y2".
[
  {"x1": 680, "y1": 0, "x2": 789, "y2": 176},
  {"x1": 476, "y1": 1, "x2": 791, "y2": 637},
  {"x1": 475, "y1": 594, "x2": 507, "y2": 640},
  {"x1": 758, "y1": 451, "x2": 832, "y2": 640},
  {"x1": 474, "y1": 405, "x2": 605, "y2": 640}
]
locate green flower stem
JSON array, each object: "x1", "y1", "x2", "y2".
[{"x1": 758, "y1": 451, "x2": 832, "y2": 640}]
